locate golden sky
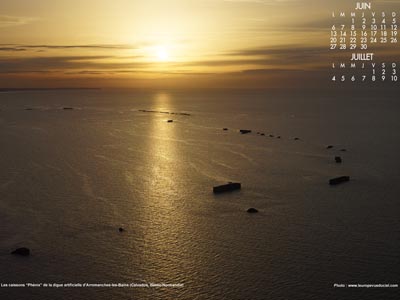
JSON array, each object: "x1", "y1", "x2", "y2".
[{"x1": 0, "y1": 0, "x2": 399, "y2": 88}]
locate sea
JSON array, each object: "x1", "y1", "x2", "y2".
[{"x1": 0, "y1": 88, "x2": 399, "y2": 300}]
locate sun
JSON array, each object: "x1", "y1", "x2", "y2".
[{"x1": 155, "y1": 46, "x2": 170, "y2": 62}]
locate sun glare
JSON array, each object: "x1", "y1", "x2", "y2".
[{"x1": 155, "y1": 46, "x2": 170, "y2": 62}]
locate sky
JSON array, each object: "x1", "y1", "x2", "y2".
[{"x1": 0, "y1": 0, "x2": 399, "y2": 88}]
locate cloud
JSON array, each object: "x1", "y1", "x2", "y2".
[
  {"x1": 172, "y1": 45, "x2": 329, "y2": 70},
  {"x1": 0, "y1": 47, "x2": 26, "y2": 52},
  {"x1": 0, "y1": 45, "x2": 333, "y2": 75},
  {"x1": 0, "y1": 55, "x2": 150, "y2": 74},
  {"x1": 0, "y1": 44, "x2": 136, "y2": 51},
  {"x1": 223, "y1": 0, "x2": 298, "y2": 4},
  {"x1": 21, "y1": 44, "x2": 136, "y2": 50},
  {"x1": 236, "y1": 68, "x2": 305, "y2": 75},
  {"x1": 63, "y1": 70, "x2": 216, "y2": 76},
  {"x1": 0, "y1": 55, "x2": 110, "y2": 73},
  {"x1": 0, "y1": 15, "x2": 36, "y2": 28},
  {"x1": 174, "y1": 43, "x2": 399, "y2": 72},
  {"x1": 226, "y1": 45, "x2": 328, "y2": 57},
  {"x1": 1, "y1": 43, "x2": 396, "y2": 79}
]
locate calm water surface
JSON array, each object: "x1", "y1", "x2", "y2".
[{"x1": 0, "y1": 89, "x2": 399, "y2": 299}]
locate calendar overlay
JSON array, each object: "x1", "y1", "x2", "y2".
[{"x1": 330, "y1": 1, "x2": 399, "y2": 83}]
